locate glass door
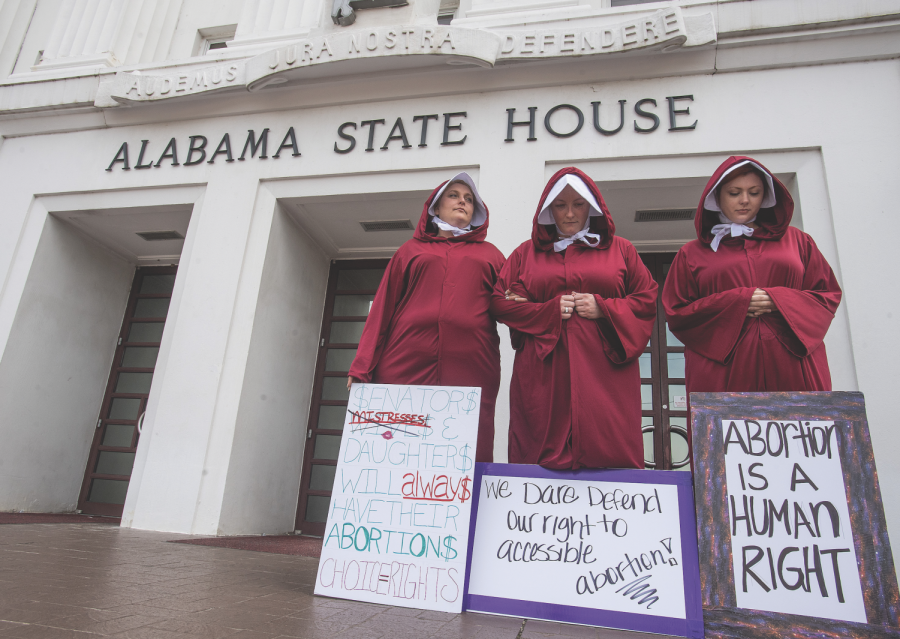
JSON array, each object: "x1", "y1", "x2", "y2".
[
  {"x1": 295, "y1": 259, "x2": 388, "y2": 536},
  {"x1": 77, "y1": 266, "x2": 177, "y2": 517},
  {"x1": 639, "y1": 253, "x2": 690, "y2": 471}
]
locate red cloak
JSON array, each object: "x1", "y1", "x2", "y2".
[
  {"x1": 349, "y1": 180, "x2": 505, "y2": 462},
  {"x1": 662, "y1": 156, "x2": 842, "y2": 393},
  {"x1": 490, "y1": 167, "x2": 658, "y2": 470}
]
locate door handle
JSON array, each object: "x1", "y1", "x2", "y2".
[{"x1": 137, "y1": 412, "x2": 146, "y2": 435}]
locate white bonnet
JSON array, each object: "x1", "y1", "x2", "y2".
[
  {"x1": 537, "y1": 174, "x2": 604, "y2": 225},
  {"x1": 428, "y1": 172, "x2": 488, "y2": 226},
  {"x1": 703, "y1": 160, "x2": 776, "y2": 212}
]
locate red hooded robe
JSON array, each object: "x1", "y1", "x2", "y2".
[
  {"x1": 662, "y1": 156, "x2": 842, "y2": 394},
  {"x1": 491, "y1": 167, "x2": 658, "y2": 470},
  {"x1": 349, "y1": 179, "x2": 506, "y2": 462}
]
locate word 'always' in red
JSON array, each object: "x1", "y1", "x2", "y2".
[{"x1": 402, "y1": 472, "x2": 471, "y2": 503}]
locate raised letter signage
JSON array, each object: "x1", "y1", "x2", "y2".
[
  {"x1": 105, "y1": 127, "x2": 301, "y2": 171},
  {"x1": 109, "y1": 64, "x2": 245, "y2": 105},
  {"x1": 96, "y1": 8, "x2": 715, "y2": 107},
  {"x1": 497, "y1": 8, "x2": 691, "y2": 60},
  {"x1": 245, "y1": 26, "x2": 503, "y2": 91}
]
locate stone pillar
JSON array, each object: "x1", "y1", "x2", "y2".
[
  {"x1": 124, "y1": 0, "x2": 184, "y2": 67},
  {"x1": 230, "y1": 0, "x2": 311, "y2": 50},
  {"x1": 0, "y1": 0, "x2": 39, "y2": 79},
  {"x1": 34, "y1": 0, "x2": 178, "y2": 71},
  {"x1": 37, "y1": 0, "x2": 127, "y2": 70}
]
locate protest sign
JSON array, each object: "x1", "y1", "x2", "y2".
[
  {"x1": 692, "y1": 391, "x2": 900, "y2": 638},
  {"x1": 314, "y1": 383, "x2": 480, "y2": 613},
  {"x1": 465, "y1": 463, "x2": 704, "y2": 638}
]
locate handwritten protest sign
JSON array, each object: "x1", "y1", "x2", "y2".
[
  {"x1": 314, "y1": 383, "x2": 480, "y2": 613},
  {"x1": 722, "y1": 419, "x2": 864, "y2": 621},
  {"x1": 692, "y1": 392, "x2": 900, "y2": 639},
  {"x1": 465, "y1": 464, "x2": 704, "y2": 638}
]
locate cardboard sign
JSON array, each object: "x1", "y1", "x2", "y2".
[
  {"x1": 464, "y1": 463, "x2": 704, "y2": 638},
  {"x1": 314, "y1": 383, "x2": 480, "y2": 613},
  {"x1": 691, "y1": 392, "x2": 900, "y2": 638}
]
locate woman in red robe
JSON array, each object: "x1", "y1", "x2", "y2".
[
  {"x1": 348, "y1": 173, "x2": 505, "y2": 462},
  {"x1": 662, "y1": 156, "x2": 842, "y2": 395},
  {"x1": 491, "y1": 167, "x2": 657, "y2": 470}
]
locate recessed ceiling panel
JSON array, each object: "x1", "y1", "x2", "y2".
[
  {"x1": 596, "y1": 177, "x2": 706, "y2": 252},
  {"x1": 598, "y1": 172, "x2": 795, "y2": 252},
  {"x1": 52, "y1": 204, "x2": 191, "y2": 265},
  {"x1": 282, "y1": 190, "x2": 431, "y2": 258}
]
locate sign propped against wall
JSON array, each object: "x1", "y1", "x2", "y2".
[
  {"x1": 691, "y1": 392, "x2": 900, "y2": 638},
  {"x1": 465, "y1": 464, "x2": 704, "y2": 638},
  {"x1": 315, "y1": 383, "x2": 480, "y2": 613}
]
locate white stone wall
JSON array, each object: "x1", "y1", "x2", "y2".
[
  {"x1": 0, "y1": 0, "x2": 897, "y2": 566},
  {"x1": 216, "y1": 206, "x2": 329, "y2": 536},
  {"x1": 2, "y1": 59, "x2": 898, "y2": 534},
  {"x1": 0, "y1": 214, "x2": 133, "y2": 512}
]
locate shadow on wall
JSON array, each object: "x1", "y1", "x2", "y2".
[
  {"x1": 217, "y1": 204, "x2": 330, "y2": 536},
  {"x1": 0, "y1": 216, "x2": 133, "y2": 512}
]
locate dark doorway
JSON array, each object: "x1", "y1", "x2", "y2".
[
  {"x1": 295, "y1": 259, "x2": 389, "y2": 536},
  {"x1": 639, "y1": 253, "x2": 690, "y2": 471},
  {"x1": 77, "y1": 266, "x2": 177, "y2": 516}
]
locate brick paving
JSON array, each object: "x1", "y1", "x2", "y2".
[
  {"x1": 0, "y1": 523, "x2": 678, "y2": 638},
  {"x1": 0, "y1": 514, "x2": 119, "y2": 525},
  {"x1": 170, "y1": 536, "x2": 322, "y2": 558}
]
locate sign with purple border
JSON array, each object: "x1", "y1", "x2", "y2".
[{"x1": 463, "y1": 463, "x2": 704, "y2": 638}]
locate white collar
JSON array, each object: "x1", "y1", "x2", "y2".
[
  {"x1": 433, "y1": 217, "x2": 472, "y2": 237},
  {"x1": 709, "y1": 212, "x2": 757, "y2": 252},
  {"x1": 553, "y1": 220, "x2": 601, "y2": 252}
]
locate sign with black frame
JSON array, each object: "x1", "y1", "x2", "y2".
[{"x1": 691, "y1": 391, "x2": 900, "y2": 638}]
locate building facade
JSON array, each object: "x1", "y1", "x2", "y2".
[{"x1": 0, "y1": 0, "x2": 897, "y2": 554}]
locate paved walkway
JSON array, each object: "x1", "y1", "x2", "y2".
[{"x1": 0, "y1": 523, "x2": 676, "y2": 639}]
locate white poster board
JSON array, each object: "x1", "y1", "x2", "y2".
[
  {"x1": 465, "y1": 465, "x2": 703, "y2": 637},
  {"x1": 314, "y1": 383, "x2": 481, "y2": 613},
  {"x1": 721, "y1": 419, "x2": 866, "y2": 622}
]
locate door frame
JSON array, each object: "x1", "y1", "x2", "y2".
[
  {"x1": 639, "y1": 252, "x2": 689, "y2": 471},
  {"x1": 295, "y1": 258, "x2": 390, "y2": 536},
  {"x1": 77, "y1": 265, "x2": 177, "y2": 517}
]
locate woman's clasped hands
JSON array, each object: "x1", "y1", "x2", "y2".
[
  {"x1": 747, "y1": 287, "x2": 776, "y2": 318},
  {"x1": 561, "y1": 291, "x2": 603, "y2": 320},
  {"x1": 505, "y1": 288, "x2": 603, "y2": 319}
]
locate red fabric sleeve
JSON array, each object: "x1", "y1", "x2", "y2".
[
  {"x1": 765, "y1": 234, "x2": 842, "y2": 357},
  {"x1": 594, "y1": 242, "x2": 659, "y2": 364},
  {"x1": 348, "y1": 253, "x2": 406, "y2": 382},
  {"x1": 491, "y1": 249, "x2": 562, "y2": 360},
  {"x1": 662, "y1": 251, "x2": 755, "y2": 365},
  {"x1": 490, "y1": 250, "x2": 507, "y2": 291}
]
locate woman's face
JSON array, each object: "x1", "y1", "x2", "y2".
[
  {"x1": 436, "y1": 182, "x2": 475, "y2": 229},
  {"x1": 718, "y1": 172, "x2": 765, "y2": 225},
  {"x1": 550, "y1": 185, "x2": 591, "y2": 236}
]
